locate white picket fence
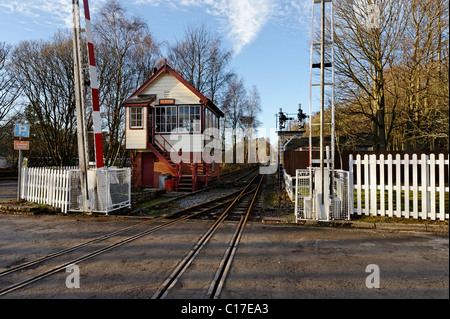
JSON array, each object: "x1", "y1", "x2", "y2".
[
  {"x1": 286, "y1": 153, "x2": 449, "y2": 221},
  {"x1": 349, "y1": 153, "x2": 449, "y2": 221},
  {"x1": 20, "y1": 166, "x2": 131, "y2": 214},
  {"x1": 20, "y1": 167, "x2": 71, "y2": 213},
  {"x1": 283, "y1": 169, "x2": 295, "y2": 201}
]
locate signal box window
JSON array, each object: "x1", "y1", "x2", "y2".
[{"x1": 130, "y1": 107, "x2": 143, "y2": 128}]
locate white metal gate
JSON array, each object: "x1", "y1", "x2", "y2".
[
  {"x1": 295, "y1": 170, "x2": 313, "y2": 220},
  {"x1": 295, "y1": 168, "x2": 350, "y2": 222},
  {"x1": 69, "y1": 167, "x2": 131, "y2": 214},
  {"x1": 331, "y1": 170, "x2": 350, "y2": 220}
]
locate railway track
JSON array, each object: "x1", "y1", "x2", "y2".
[
  {"x1": 127, "y1": 166, "x2": 259, "y2": 215},
  {"x1": 219, "y1": 166, "x2": 258, "y2": 183},
  {"x1": 0, "y1": 174, "x2": 262, "y2": 297},
  {"x1": 152, "y1": 174, "x2": 264, "y2": 299}
]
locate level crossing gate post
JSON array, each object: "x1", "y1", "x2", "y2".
[
  {"x1": 71, "y1": 0, "x2": 107, "y2": 212},
  {"x1": 72, "y1": 0, "x2": 90, "y2": 211}
]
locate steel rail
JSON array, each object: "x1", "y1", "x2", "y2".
[
  {"x1": 126, "y1": 166, "x2": 259, "y2": 214},
  {"x1": 206, "y1": 175, "x2": 264, "y2": 299},
  {"x1": 0, "y1": 184, "x2": 258, "y2": 296},
  {"x1": 152, "y1": 174, "x2": 262, "y2": 299},
  {"x1": 0, "y1": 187, "x2": 245, "y2": 279}
]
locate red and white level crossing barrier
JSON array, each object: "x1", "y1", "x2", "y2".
[{"x1": 82, "y1": 0, "x2": 104, "y2": 168}]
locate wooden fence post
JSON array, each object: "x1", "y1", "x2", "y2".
[
  {"x1": 395, "y1": 154, "x2": 402, "y2": 218},
  {"x1": 429, "y1": 154, "x2": 436, "y2": 220},
  {"x1": 421, "y1": 154, "x2": 429, "y2": 219},
  {"x1": 438, "y1": 154, "x2": 445, "y2": 221}
]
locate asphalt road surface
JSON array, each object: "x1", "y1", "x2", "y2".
[
  {"x1": 0, "y1": 214, "x2": 447, "y2": 300},
  {"x1": 0, "y1": 180, "x2": 17, "y2": 200}
]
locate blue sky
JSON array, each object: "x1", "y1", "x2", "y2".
[{"x1": 0, "y1": 0, "x2": 313, "y2": 131}]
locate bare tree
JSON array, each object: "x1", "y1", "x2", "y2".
[
  {"x1": 242, "y1": 85, "x2": 262, "y2": 130},
  {"x1": 167, "y1": 22, "x2": 234, "y2": 103},
  {"x1": 222, "y1": 77, "x2": 247, "y2": 164},
  {"x1": 240, "y1": 85, "x2": 262, "y2": 163},
  {"x1": 396, "y1": 0, "x2": 449, "y2": 150},
  {"x1": 334, "y1": 0, "x2": 408, "y2": 150},
  {"x1": 0, "y1": 42, "x2": 21, "y2": 141},
  {"x1": 10, "y1": 32, "x2": 78, "y2": 166},
  {"x1": 94, "y1": 0, "x2": 160, "y2": 166},
  {"x1": 6, "y1": 1, "x2": 161, "y2": 167}
]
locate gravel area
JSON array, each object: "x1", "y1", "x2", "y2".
[{"x1": 167, "y1": 187, "x2": 243, "y2": 211}]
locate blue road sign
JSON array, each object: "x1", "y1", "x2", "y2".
[{"x1": 14, "y1": 124, "x2": 30, "y2": 138}]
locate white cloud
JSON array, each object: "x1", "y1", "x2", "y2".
[
  {"x1": 274, "y1": 0, "x2": 312, "y2": 30},
  {"x1": 0, "y1": 0, "x2": 108, "y2": 29},
  {"x1": 0, "y1": 0, "x2": 310, "y2": 54},
  {"x1": 0, "y1": 0, "x2": 69, "y2": 26},
  {"x1": 135, "y1": 0, "x2": 311, "y2": 54},
  {"x1": 205, "y1": 0, "x2": 274, "y2": 55},
  {"x1": 133, "y1": 0, "x2": 273, "y2": 54}
]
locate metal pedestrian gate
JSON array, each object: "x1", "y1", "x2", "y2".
[
  {"x1": 69, "y1": 167, "x2": 131, "y2": 214},
  {"x1": 295, "y1": 168, "x2": 351, "y2": 222}
]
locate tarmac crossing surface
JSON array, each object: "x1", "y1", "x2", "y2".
[{"x1": 0, "y1": 213, "x2": 447, "y2": 299}]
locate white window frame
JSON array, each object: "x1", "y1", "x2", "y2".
[
  {"x1": 155, "y1": 106, "x2": 177, "y2": 133},
  {"x1": 178, "y1": 105, "x2": 201, "y2": 133},
  {"x1": 130, "y1": 107, "x2": 143, "y2": 129}
]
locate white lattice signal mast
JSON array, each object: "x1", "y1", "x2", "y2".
[{"x1": 308, "y1": 0, "x2": 335, "y2": 211}]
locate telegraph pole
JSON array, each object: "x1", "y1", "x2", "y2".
[{"x1": 72, "y1": 0, "x2": 89, "y2": 211}]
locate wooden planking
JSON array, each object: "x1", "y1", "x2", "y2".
[
  {"x1": 395, "y1": 154, "x2": 402, "y2": 218},
  {"x1": 125, "y1": 129, "x2": 147, "y2": 149},
  {"x1": 140, "y1": 73, "x2": 200, "y2": 105},
  {"x1": 125, "y1": 105, "x2": 147, "y2": 150},
  {"x1": 20, "y1": 167, "x2": 70, "y2": 213},
  {"x1": 438, "y1": 154, "x2": 446, "y2": 221}
]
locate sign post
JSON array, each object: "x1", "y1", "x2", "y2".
[{"x1": 14, "y1": 124, "x2": 30, "y2": 200}]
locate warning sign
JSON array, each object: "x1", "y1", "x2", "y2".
[{"x1": 14, "y1": 140, "x2": 29, "y2": 150}]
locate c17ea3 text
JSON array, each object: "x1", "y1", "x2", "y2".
[{"x1": 181, "y1": 303, "x2": 269, "y2": 316}]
